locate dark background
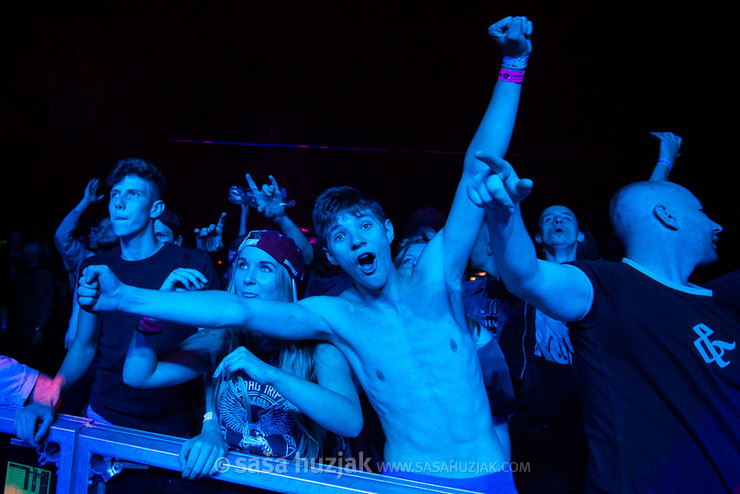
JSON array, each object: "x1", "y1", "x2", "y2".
[{"x1": 3, "y1": 1, "x2": 737, "y2": 283}]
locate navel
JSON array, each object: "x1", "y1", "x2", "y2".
[
  {"x1": 450, "y1": 339, "x2": 458, "y2": 352},
  {"x1": 376, "y1": 370, "x2": 385, "y2": 381}
]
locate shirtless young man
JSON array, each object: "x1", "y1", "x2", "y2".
[{"x1": 77, "y1": 16, "x2": 533, "y2": 492}]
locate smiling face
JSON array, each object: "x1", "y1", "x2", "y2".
[
  {"x1": 108, "y1": 175, "x2": 163, "y2": 240},
  {"x1": 536, "y1": 205, "x2": 583, "y2": 250},
  {"x1": 231, "y1": 246, "x2": 291, "y2": 302},
  {"x1": 325, "y1": 211, "x2": 395, "y2": 291}
]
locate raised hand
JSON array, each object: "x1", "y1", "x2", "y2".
[
  {"x1": 194, "y1": 212, "x2": 227, "y2": 252},
  {"x1": 650, "y1": 131, "x2": 683, "y2": 164},
  {"x1": 467, "y1": 152, "x2": 533, "y2": 212},
  {"x1": 77, "y1": 265, "x2": 123, "y2": 313},
  {"x1": 213, "y1": 346, "x2": 274, "y2": 385},
  {"x1": 245, "y1": 173, "x2": 291, "y2": 220},
  {"x1": 488, "y1": 16, "x2": 533, "y2": 58},
  {"x1": 159, "y1": 268, "x2": 208, "y2": 292}
]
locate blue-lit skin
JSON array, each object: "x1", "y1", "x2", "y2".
[
  {"x1": 232, "y1": 247, "x2": 281, "y2": 301},
  {"x1": 535, "y1": 205, "x2": 583, "y2": 263},
  {"x1": 324, "y1": 212, "x2": 395, "y2": 293},
  {"x1": 108, "y1": 175, "x2": 164, "y2": 246}
]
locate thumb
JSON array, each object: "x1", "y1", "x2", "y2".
[
  {"x1": 515, "y1": 178, "x2": 534, "y2": 200},
  {"x1": 35, "y1": 414, "x2": 54, "y2": 443}
]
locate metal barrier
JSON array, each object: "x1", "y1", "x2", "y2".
[{"x1": 1, "y1": 406, "x2": 477, "y2": 493}]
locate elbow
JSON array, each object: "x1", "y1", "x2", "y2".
[
  {"x1": 121, "y1": 363, "x2": 149, "y2": 389},
  {"x1": 338, "y1": 408, "x2": 364, "y2": 438}
]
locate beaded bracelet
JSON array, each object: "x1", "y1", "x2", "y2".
[
  {"x1": 499, "y1": 68, "x2": 525, "y2": 84},
  {"x1": 501, "y1": 55, "x2": 529, "y2": 70},
  {"x1": 136, "y1": 316, "x2": 163, "y2": 335}
]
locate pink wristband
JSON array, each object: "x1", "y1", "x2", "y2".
[
  {"x1": 498, "y1": 68, "x2": 525, "y2": 84},
  {"x1": 137, "y1": 316, "x2": 163, "y2": 335}
]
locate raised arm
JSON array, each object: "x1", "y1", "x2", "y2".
[
  {"x1": 469, "y1": 154, "x2": 593, "y2": 322},
  {"x1": 245, "y1": 173, "x2": 314, "y2": 266},
  {"x1": 54, "y1": 179, "x2": 103, "y2": 267},
  {"x1": 648, "y1": 131, "x2": 682, "y2": 181},
  {"x1": 433, "y1": 16, "x2": 532, "y2": 281},
  {"x1": 78, "y1": 265, "x2": 332, "y2": 341},
  {"x1": 214, "y1": 343, "x2": 362, "y2": 438}
]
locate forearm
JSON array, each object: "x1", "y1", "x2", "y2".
[
  {"x1": 464, "y1": 79, "x2": 522, "y2": 175},
  {"x1": 649, "y1": 159, "x2": 673, "y2": 181},
  {"x1": 56, "y1": 340, "x2": 97, "y2": 391},
  {"x1": 121, "y1": 286, "x2": 249, "y2": 329},
  {"x1": 273, "y1": 215, "x2": 314, "y2": 265},
  {"x1": 266, "y1": 367, "x2": 362, "y2": 437},
  {"x1": 485, "y1": 207, "x2": 542, "y2": 296},
  {"x1": 123, "y1": 331, "x2": 209, "y2": 388}
]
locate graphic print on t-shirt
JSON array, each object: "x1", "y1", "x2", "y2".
[
  {"x1": 219, "y1": 379, "x2": 297, "y2": 458},
  {"x1": 534, "y1": 309, "x2": 574, "y2": 365}
]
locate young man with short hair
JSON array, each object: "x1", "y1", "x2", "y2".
[
  {"x1": 15, "y1": 158, "x2": 220, "y2": 444},
  {"x1": 75, "y1": 17, "x2": 532, "y2": 493}
]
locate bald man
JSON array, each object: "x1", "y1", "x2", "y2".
[{"x1": 467, "y1": 158, "x2": 739, "y2": 494}]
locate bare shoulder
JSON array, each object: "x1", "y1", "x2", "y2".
[{"x1": 313, "y1": 342, "x2": 350, "y2": 369}]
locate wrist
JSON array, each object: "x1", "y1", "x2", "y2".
[
  {"x1": 501, "y1": 55, "x2": 529, "y2": 70},
  {"x1": 656, "y1": 158, "x2": 674, "y2": 170}
]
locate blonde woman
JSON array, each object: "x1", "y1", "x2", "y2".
[{"x1": 122, "y1": 230, "x2": 362, "y2": 478}]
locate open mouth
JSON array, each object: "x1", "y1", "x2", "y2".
[{"x1": 357, "y1": 252, "x2": 377, "y2": 274}]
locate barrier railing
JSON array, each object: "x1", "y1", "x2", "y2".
[{"x1": 1, "y1": 406, "x2": 477, "y2": 493}]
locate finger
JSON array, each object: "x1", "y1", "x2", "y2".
[
  {"x1": 474, "y1": 151, "x2": 515, "y2": 180},
  {"x1": 179, "y1": 440, "x2": 191, "y2": 470},
  {"x1": 190, "y1": 445, "x2": 214, "y2": 479},
  {"x1": 35, "y1": 414, "x2": 54, "y2": 445},
  {"x1": 262, "y1": 183, "x2": 275, "y2": 197},
  {"x1": 203, "y1": 448, "x2": 223, "y2": 478},
  {"x1": 506, "y1": 16, "x2": 523, "y2": 41},
  {"x1": 216, "y1": 212, "x2": 227, "y2": 229},
  {"x1": 467, "y1": 185, "x2": 485, "y2": 208},
  {"x1": 268, "y1": 174, "x2": 280, "y2": 189},
  {"x1": 514, "y1": 178, "x2": 534, "y2": 201},
  {"x1": 245, "y1": 173, "x2": 260, "y2": 193},
  {"x1": 483, "y1": 173, "x2": 516, "y2": 211},
  {"x1": 182, "y1": 442, "x2": 202, "y2": 478},
  {"x1": 488, "y1": 16, "x2": 513, "y2": 37}
]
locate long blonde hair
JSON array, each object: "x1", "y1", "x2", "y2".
[{"x1": 209, "y1": 246, "x2": 325, "y2": 459}]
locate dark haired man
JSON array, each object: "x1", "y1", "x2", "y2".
[
  {"x1": 75, "y1": 18, "x2": 532, "y2": 493},
  {"x1": 15, "y1": 158, "x2": 219, "y2": 445}
]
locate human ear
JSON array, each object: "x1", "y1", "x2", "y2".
[
  {"x1": 150, "y1": 200, "x2": 165, "y2": 219},
  {"x1": 653, "y1": 205, "x2": 679, "y2": 230},
  {"x1": 323, "y1": 247, "x2": 338, "y2": 266},
  {"x1": 175, "y1": 235, "x2": 183, "y2": 246},
  {"x1": 577, "y1": 232, "x2": 585, "y2": 243},
  {"x1": 384, "y1": 219, "x2": 395, "y2": 244},
  {"x1": 534, "y1": 233, "x2": 543, "y2": 245}
]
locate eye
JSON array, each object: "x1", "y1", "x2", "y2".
[
  {"x1": 401, "y1": 257, "x2": 416, "y2": 268},
  {"x1": 128, "y1": 191, "x2": 139, "y2": 198},
  {"x1": 236, "y1": 260, "x2": 247, "y2": 270},
  {"x1": 333, "y1": 232, "x2": 345, "y2": 242},
  {"x1": 110, "y1": 191, "x2": 119, "y2": 198},
  {"x1": 260, "y1": 263, "x2": 274, "y2": 272},
  {"x1": 361, "y1": 222, "x2": 372, "y2": 230}
]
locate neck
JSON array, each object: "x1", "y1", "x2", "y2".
[
  {"x1": 543, "y1": 244, "x2": 578, "y2": 264},
  {"x1": 119, "y1": 230, "x2": 163, "y2": 261},
  {"x1": 624, "y1": 242, "x2": 694, "y2": 286}
]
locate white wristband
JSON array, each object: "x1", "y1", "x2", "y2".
[{"x1": 203, "y1": 411, "x2": 215, "y2": 423}]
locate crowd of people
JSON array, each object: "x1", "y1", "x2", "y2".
[{"x1": 2, "y1": 14, "x2": 738, "y2": 494}]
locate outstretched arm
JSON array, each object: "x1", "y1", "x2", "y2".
[
  {"x1": 78, "y1": 265, "x2": 332, "y2": 341},
  {"x1": 428, "y1": 16, "x2": 532, "y2": 281},
  {"x1": 470, "y1": 154, "x2": 593, "y2": 322},
  {"x1": 648, "y1": 131, "x2": 682, "y2": 181},
  {"x1": 214, "y1": 343, "x2": 362, "y2": 437},
  {"x1": 54, "y1": 178, "x2": 103, "y2": 266}
]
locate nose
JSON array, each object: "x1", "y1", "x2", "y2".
[
  {"x1": 712, "y1": 221, "x2": 723, "y2": 234},
  {"x1": 112, "y1": 196, "x2": 125, "y2": 210},
  {"x1": 351, "y1": 233, "x2": 366, "y2": 250},
  {"x1": 243, "y1": 267, "x2": 257, "y2": 285}
]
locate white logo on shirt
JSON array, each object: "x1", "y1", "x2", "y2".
[{"x1": 693, "y1": 324, "x2": 736, "y2": 368}]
